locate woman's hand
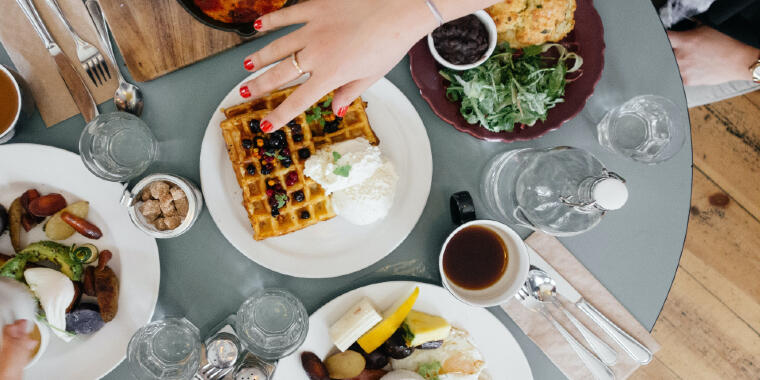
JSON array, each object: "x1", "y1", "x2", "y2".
[
  {"x1": 0, "y1": 320, "x2": 38, "y2": 380},
  {"x1": 238, "y1": 0, "x2": 500, "y2": 132},
  {"x1": 668, "y1": 26, "x2": 760, "y2": 86}
]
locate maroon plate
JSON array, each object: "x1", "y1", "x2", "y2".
[{"x1": 409, "y1": 0, "x2": 605, "y2": 142}]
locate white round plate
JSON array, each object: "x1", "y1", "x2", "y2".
[
  {"x1": 274, "y1": 281, "x2": 534, "y2": 379},
  {"x1": 200, "y1": 71, "x2": 433, "y2": 278},
  {"x1": 0, "y1": 144, "x2": 160, "y2": 380}
]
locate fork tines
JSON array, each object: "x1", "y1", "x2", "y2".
[{"x1": 84, "y1": 54, "x2": 110, "y2": 86}]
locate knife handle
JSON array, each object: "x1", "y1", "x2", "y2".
[
  {"x1": 15, "y1": 0, "x2": 56, "y2": 49},
  {"x1": 577, "y1": 299, "x2": 653, "y2": 364},
  {"x1": 540, "y1": 306, "x2": 615, "y2": 380},
  {"x1": 554, "y1": 300, "x2": 618, "y2": 366}
]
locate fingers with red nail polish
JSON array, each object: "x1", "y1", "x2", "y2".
[
  {"x1": 244, "y1": 59, "x2": 255, "y2": 71},
  {"x1": 261, "y1": 120, "x2": 273, "y2": 133},
  {"x1": 336, "y1": 106, "x2": 348, "y2": 117},
  {"x1": 240, "y1": 86, "x2": 251, "y2": 98},
  {"x1": 254, "y1": 19, "x2": 263, "y2": 31}
]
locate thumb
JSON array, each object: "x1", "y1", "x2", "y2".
[{"x1": 331, "y1": 76, "x2": 383, "y2": 117}]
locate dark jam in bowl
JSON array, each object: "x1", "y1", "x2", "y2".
[
  {"x1": 432, "y1": 14, "x2": 489, "y2": 65},
  {"x1": 443, "y1": 225, "x2": 508, "y2": 290},
  {"x1": 192, "y1": 0, "x2": 286, "y2": 24}
]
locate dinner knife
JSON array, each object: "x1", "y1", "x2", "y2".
[
  {"x1": 527, "y1": 245, "x2": 654, "y2": 364},
  {"x1": 15, "y1": 0, "x2": 99, "y2": 122}
]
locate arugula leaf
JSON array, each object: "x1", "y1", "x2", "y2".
[
  {"x1": 332, "y1": 151, "x2": 342, "y2": 163},
  {"x1": 417, "y1": 361, "x2": 442, "y2": 380},
  {"x1": 440, "y1": 43, "x2": 582, "y2": 133},
  {"x1": 333, "y1": 165, "x2": 351, "y2": 177}
]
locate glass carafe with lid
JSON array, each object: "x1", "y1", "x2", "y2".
[{"x1": 482, "y1": 146, "x2": 628, "y2": 236}]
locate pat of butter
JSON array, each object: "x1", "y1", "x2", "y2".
[{"x1": 329, "y1": 298, "x2": 382, "y2": 352}]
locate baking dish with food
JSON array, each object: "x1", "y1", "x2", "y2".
[{"x1": 176, "y1": 0, "x2": 298, "y2": 37}]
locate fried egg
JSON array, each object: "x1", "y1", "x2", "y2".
[{"x1": 390, "y1": 328, "x2": 486, "y2": 380}]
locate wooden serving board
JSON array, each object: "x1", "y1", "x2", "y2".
[{"x1": 98, "y1": 0, "x2": 247, "y2": 82}]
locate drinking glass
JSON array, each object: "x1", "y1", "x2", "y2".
[
  {"x1": 235, "y1": 288, "x2": 308, "y2": 361},
  {"x1": 126, "y1": 318, "x2": 202, "y2": 380},
  {"x1": 79, "y1": 111, "x2": 158, "y2": 182},
  {"x1": 596, "y1": 95, "x2": 687, "y2": 164}
]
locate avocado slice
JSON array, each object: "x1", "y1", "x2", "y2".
[
  {"x1": 18, "y1": 241, "x2": 83, "y2": 281},
  {"x1": 0, "y1": 254, "x2": 29, "y2": 281}
]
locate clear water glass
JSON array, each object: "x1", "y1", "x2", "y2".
[
  {"x1": 79, "y1": 111, "x2": 158, "y2": 182},
  {"x1": 596, "y1": 95, "x2": 687, "y2": 164},
  {"x1": 235, "y1": 288, "x2": 308, "y2": 361},
  {"x1": 126, "y1": 318, "x2": 202, "y2": 380}
]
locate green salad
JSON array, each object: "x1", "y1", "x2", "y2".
[{"x1": 440, "y1": 43, "x2": 583, "y2": 133}]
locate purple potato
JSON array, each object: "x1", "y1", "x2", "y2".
[{"x1": 66, "y1": 303, "x2": 105, "y2": 335}]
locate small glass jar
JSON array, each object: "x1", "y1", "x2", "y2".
[{"x1": 121, "y1": 173, "x2": 204, "y2": 238}]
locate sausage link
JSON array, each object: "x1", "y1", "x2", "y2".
[
  {"x1": 28, "y1": 194, "x2": 67, "y2": 216},
  {"x1": 61, "y1": 212, "x2": 103, "y2": 239}
]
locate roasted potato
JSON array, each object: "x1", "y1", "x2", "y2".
[
  {"x1": 9, "y1": 198, "x2": 24, "y2": 252},
  {"x1": 94, "y1": 265, "x2": 119, "y2": 323},
  {"x1": 44, "y1": 201, "x2": 89, "y2": 241},
  {"x1": 325, "y1": 351, "x2": 366, "y2": 379}
]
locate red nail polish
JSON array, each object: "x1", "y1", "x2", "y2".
[
  {"x1": 254, "y1": 19, "x2": 262, "y2": 31},
  {"x1": 244, "y1": 59, "x2": 254, "y2": 71},
  {"x1": 261, "y1": 120, "x2": 273, "y2": 132},
  {"x1": 240, "y1": 85, "x2": 251, "y2": 98},
  {"x1": 337, "y1": 106, "x2": 348, "y2": 118}
]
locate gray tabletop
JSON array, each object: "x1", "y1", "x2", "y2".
[{"x1": 1, "y1": 0, "x2": 690, "y2": 379}]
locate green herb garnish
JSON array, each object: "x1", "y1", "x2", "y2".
[
  {"x1": 305, "y1": 96, "x2": 334, "y2": 127},
  {"x1": 401, "y1": 322, "x2": 415, "y2": 345},
  {"x1": 333, "y1": 165, "x2": 351, "y2": 177},
  {"x1": 275, "y1": 193, "x2": 288, "y2": 209},
  {"x1": 332, "y1": 151, "x2": 342, "y2": 163},
  {"x1": 439, "y1": 43, "x2": 582, "y2": 133},
  {"x1": 417, "y1": 361, "x2": 442, "y2": 380}
]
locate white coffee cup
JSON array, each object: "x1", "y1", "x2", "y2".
[
  {"x1": 439, "y1": 219, "x2": 529, "y2": 307},
  {"x1": 0, "y1": 64, "x2": 23, "y2": 144}
]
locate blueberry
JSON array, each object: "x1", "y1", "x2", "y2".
[
  {"x1": 324, "y1": 121, "x2": 339, "y2": 133},
  {"x1": 261, "y1": 164, "x2": 273, "y2": 175},
  {"x1": 287, "y1": 120, "x2": 300, "y2": 128},
  {"x1": 271, "y1": 208, "x2": 280, "y2": 217},
  {"x1": 300, "y1": 211, "x2": 310, "y2": 219},
  {"x1": 292, "y1": 134, "x2": 304, "y2": 142},
  {"x1": 293, "y1": 190, "x2": 305, "y2": 202},
  {"x1": 246, "y1": 164, "x2": 256, "y2": 175},
  {"x1": 249, "y1": 119, "x2": 261, "y2": 133},
  {"x1": 290, "y1": 124, "x2": 302, "y2": 134},
  {"x1": 268, "y1": 138, "x2": 285, "y2": 149},
  {"x1": 298, "y1": 148, "x2": 311, "y2": 160},
  {"x1": 242, "y1": 139, "x2": 254, "y2": 149},
  {"x1": 273, "y1": 130, "x2": 286, "y2": 140},
  {"x1": 280, "y1": 157, "x2": 292, "y2": 168}
]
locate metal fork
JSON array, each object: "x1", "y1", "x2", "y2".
[
  {"x1": 44, "y1": 0, "x2": 110, "y2": 86},
  {"x1": 195, "y1": 362, "x2": 235, "y2": 380}
]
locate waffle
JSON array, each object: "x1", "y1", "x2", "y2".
[{"x1": 220, "y1": 87, "x2": 379, "y2": 240}]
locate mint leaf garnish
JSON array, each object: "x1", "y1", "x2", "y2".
[
  {"x1": 333, "y1": 165, "x2": 351, "y2": 177},
  {"x1": 332, "y1": 151, "x2": 341, "y2": 163},
  {"x1": 275, "y1": 193, "x2": 288, "y2": 208}
]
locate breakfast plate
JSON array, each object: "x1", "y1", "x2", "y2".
[
  {"x1": 274, "y1": 281, "x2": 534, "y2": 379},
  {"x1": 0, "y1": 144, "x2": 160, "y2": 380},
  {"x1": 409, "y1": 0, "x2": 605, "y2": 142},
  {"x1": 200, "y1": 70, "x2": 433, "y2": 278}
]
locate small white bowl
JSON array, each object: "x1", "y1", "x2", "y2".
[
  {"x1": 428, "y1": 10, "x2": 498, "y2": 71},
  {"x1": 0, "y1": 65, "x2": 23, "y2": 144},
  {"x1": 439, "y1": 220, "x2": 529, "y2": 307}
]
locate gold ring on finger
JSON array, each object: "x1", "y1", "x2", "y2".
[{"x1": 291, "y1": 53, "x2": 306, "y2": 75}]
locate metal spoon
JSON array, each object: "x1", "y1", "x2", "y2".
[
  {"x1": 527, "y1": 267, "x2": 618, "y2": 366},
  {"x1": 196, "y1": 332, "x2": 241, "y2": 380},
  {"x1": 84, "y1": 0, "x2": 144, "y2": 116}
]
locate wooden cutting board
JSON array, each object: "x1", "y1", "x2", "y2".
[{"x1": 98, "y1": 0, "x2": 248, "y2": 82}]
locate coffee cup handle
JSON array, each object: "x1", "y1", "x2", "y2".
[{"x1": 450, "y1": 191, "x2": 478, "y2": 225}]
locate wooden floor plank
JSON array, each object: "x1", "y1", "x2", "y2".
[
  {"x1": 689, "y1": 97, "x2": 760, "y2": 220},
  {"x1": 649, "y1": 269, "x2": 760, "y2": 379},
  {"x1": 681, "y1": 169, "x2": 760, "y2": 332}
]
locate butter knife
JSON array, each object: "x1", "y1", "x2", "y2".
[
  {"x1": 15, "y1": 0, "x2": 99, "y2": 122},
  {"x1": 527, "y1": 246, "x2": 653, "y2": 364}
]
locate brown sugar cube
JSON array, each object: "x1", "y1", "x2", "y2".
[
  {"x1": 174, "y1": 197, "x2": 189, "y2": 218},
  {"x1": 159, "y1": 193, "x2": 177, "y2": 217},
  {"x1": 170, "y1": 186, "x2": 186, "y2": 201},
  {"x1": 153, "y1": 218, "x2": 168, "y2": 231},
  {"x1": 139, "y1": 200, "x2": 161, "y2": 222},
  {"x1": 140, "y1": 188, "x2": 152, "y2": 201},
  {"x1": 149, "y1": 181, "x2": 170, "y2": 199},
  {"x1": 163, "y1": 215, "x2": 182, "y2": 230}
]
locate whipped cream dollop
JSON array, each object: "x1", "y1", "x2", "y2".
[{"x1": 304, "y1": 138, "x2": 398, "y2": 225}]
